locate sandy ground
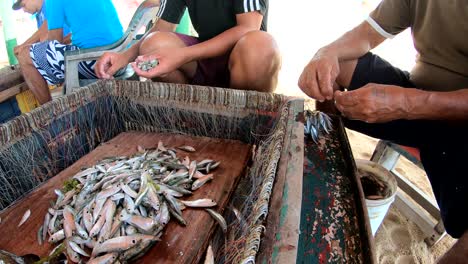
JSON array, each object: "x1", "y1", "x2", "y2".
[{"x1": 0, "y1": 0, "x2": 456, "y2": 262}]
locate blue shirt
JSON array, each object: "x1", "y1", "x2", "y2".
[
  {"x1": 36, "y1": 0, "x2": 70, "y2": 37},
  {"x1": 46, "y1": 0, "x2": 123, "y2": 49}
]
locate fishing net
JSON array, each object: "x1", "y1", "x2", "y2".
[{"x1": 0, "y1": 80, "x2": 299, "y2": 263}]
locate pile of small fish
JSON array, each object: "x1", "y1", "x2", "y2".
[
  {"x1": 137, "y1": 59, "x2": 159, "y2": 72},
  {"x1": 304, "y1": 110, "x2": 333, "y2": 143},
  {"x1": 38, "y1": 141, "x2": 226, "y2": 263}
]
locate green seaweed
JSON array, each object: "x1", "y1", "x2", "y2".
[{"x1": 63, "y1": 179, "x2": 80, "y2": 192}]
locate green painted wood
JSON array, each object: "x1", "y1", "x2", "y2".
[{"x1": 297, "y1": 116, "x2": 374, "y2": 263}]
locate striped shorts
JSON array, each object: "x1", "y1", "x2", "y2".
[{"x1": 30, "y1": 40, "x2": 98, "y2": 85}]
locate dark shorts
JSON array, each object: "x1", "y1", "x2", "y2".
[
  {"x1": 176, "y1": 33, "x2": 231, "y2": 88},
  {"x1": 347, "y1": 52, "x2": 468, "y2": 238}
]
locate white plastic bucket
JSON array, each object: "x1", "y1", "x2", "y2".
[{"x1": 356, "y1": 159, "x2": 397, "y2": 236}]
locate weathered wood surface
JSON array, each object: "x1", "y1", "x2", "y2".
[
  {"x1": 0, "y1": 65, "x2": 24, "y2": 92},
  {"x1": 257, "y1": 99, "x2": 304, "y2": 263},
  {"x1": 297, "y1": 117, "x2": 375, "y2": 263},
  {"x1": 0, "y1": 83, "x2": 28, "y2": 104},
  {"x1": 0, "y1": 131, "x2": 251, "y2": 263}
]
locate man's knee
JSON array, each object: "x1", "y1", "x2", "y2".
[
  {"x1": 229, "y1": 31, "x2": 281, "y2": 74},
  {"x1": 139, "y1": 32, "x2": 186, "y2": 55},
  {"x1": 17, "y1": 46, "x2": 33, "y2": 66}
]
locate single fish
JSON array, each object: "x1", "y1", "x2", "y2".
[
  {"x1": 163, "y1": 192, "x2": 182, "y2": 216},
  {"x1": 48, "y1": 229, "x2": 65, "y2": 243},
  {"x1": 37, "y1": 225, "x2": 43, "y2": 245},
  {"x1": 168, "y1": 206, "x2": 186, "y2": 226},
  {"x1": 204, "y1": 244, "x2": 214, "y2": 264},
  {"x1": 18, "y1": 209, "x2": 31, "y2": 227},
  {"x1": 88, "y1": 252, "x2": 119, "y2": 264},
  {"x1": 83, "y1": 203, "x2": 94, "y2": 232},
  {"x1": 120, "y1": 210, "x2": 156, "y2": 233},
  {"x1": 121, "y1": 184, "x2": 138, "y2": 198},
  {"x1": 188, "y1": 161, "x2": 197, "y2": 179},
  {"x1": 180, "y1": 199, "x2": 217, "y2": 208},
  {"x1": 63, "y1": 206, "x2": 76, "y2": 238},
  {"x1": 69, "y1": 240, "x2": 90, "y2": 257},
  {"x1": 42, "y1": 212, "x2": 51, "y2": 242},
  {"x1": 178, "y1": 145, "x2": 196, "y2": 152},
  {"x1": 66, "y1": 242, "x2": 81, "y2": 263},
  {"x1": 75, "y1": 221, "x2": 89, "y2": 240},
  {"x1": 157, "y1": 141, "x2": 167, "y2": 152},
  {"x1": 91, "y1": 234, "x2": 158, "y2": 257},
  {"x1": 192, "y1": 174, "x2": 214, "y2": 191},
  {"x1": 205, "y1": 209, "x2": 227, "y2": 233}
]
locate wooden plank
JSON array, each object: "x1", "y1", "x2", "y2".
[
  {"x1": 393, "y1": 190, "x2": 439, "y2": 239},
  {"x1": 391, "y1": 170, "x2": 441, "y2": 219},
  {"x1": 0, "y1": 131, "x2": 251, "y2": 263},
  {"x1": 257, "y1": 99, "x2": 303, "y2": 263},
  {"x1": 0, "y1": 83, "x2": 28, "y2": 104},
  {"x1": 274, "y1": 120, "x2": 304, "y2": 263},
  {"x1": 0, "y1": 65, "x2": 24, "y2": 92}
]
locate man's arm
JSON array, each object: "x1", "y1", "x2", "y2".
[
  {"x1": 316, "y1": 21, "x2": 386, "y2": 63},
  {"x1": 131, "y1": 11, "x2": 263, "y2": 79},
  {"x1": 406, "y1": 88, "x2": 468, "y2": 120},
  {"x1": 62, "y1": 33, "x2": 72, "y2": 45},
  {"x1": 183, "y1": 11, "x2": 263, "y2": 61},
  {"x1": 47, "y1": 28, "x2": 63, "y2": 43},
  {"x1": 334, "y1": 85, "x2": 468, "y2": 122},
  {"x1": 95, "y1": 18, "x2": 177, "y2": 79},
  {"x1": 298, "y1": 21, "x2": 386, "y2": 101}
]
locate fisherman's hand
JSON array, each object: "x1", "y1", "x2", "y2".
[
  {"x1": 334, "y1": 83, "x2": 410, "y2": 123},
  {"x1": 298, "y1": 53, "x2": 340, "y2": 102},
  {"x1": 14, "y1": 44, "x2": 25, "y2": 56},
  {"x1": 95, "y1": 52, "x2": 129, "y2": 79},
  {"x1": 131, "y1": 48, "x2": 189, "y2": 79}
]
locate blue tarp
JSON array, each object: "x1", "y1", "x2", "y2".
[{"x1": 0, "y1": 98, "x2": 20, "y2": 123}]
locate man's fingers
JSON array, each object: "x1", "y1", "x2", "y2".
[
  {"x1": 317, "y1": 66, "x2": 334, "y2": 100},
  {"x1": 95, "y1": 55, "x2": 110, "y2": 78},
  {"x1": 298, "y1": 71, "x2": 321, "y2": 101},
  {"x1": 334, "y1": 90, "x2": 359, "y2": 107},
  {"x1": 106, "y1": 61, "x2": 123, "y2": 79}
]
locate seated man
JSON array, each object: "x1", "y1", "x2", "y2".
[
  {"x1": 12, "y1": 0, "x2": 71, "y2": 57},
  {"x1": 298, "y1": 0, "x2": 467, "y2": 262},
  {"x1": 95, "y1": 0, "x2": 281, "y2": 93},
  {"x1": 16, "y1": 0, "x2": 123, "y2": 105}
]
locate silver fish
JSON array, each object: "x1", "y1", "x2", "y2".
[
  {"x1": 178, "y1": 145, "x2": 196, "y2": 152},
  {"x1": 48, "y1": 229, "x2": 65, "y2": 243},
  {"x1": 18, "y1": 209, "x2": 31, "y2": 227},
  {"x1": 180, "y1": 199, "x2": 217, "y2": 208},
  {"x1": 205, "y1": 209, "x2": 227, "y2": 233}
]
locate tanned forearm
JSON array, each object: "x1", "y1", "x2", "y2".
[
  {"x1": 184, "y1": 12, "x2": 262, "y2": 62},
  {"x1": 184, "y1": 25, "x2": 254, "y2": 61},
  {"x1": 405, "y1": 88, "x2": 468, "y2": 120},
  {"x1": 317, "y1": 21, "x2": 386, "y2": 61},
  {"x1": 62, "y1": 33, "x2": 72, "y2": 45},
  {"x1": 47, "y1": 28, "x2": 63, "y2": 43},
  {"x1": 122, "y1": 18, "x2": 177, "y2": 62}
]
